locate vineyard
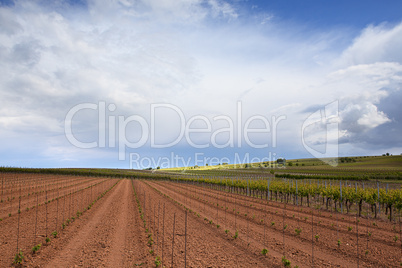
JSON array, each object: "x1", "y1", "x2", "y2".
[
  {"x1": 0, "y1": 173, "x2": 119, "y2": 267},
  {"x1": 1, "y1": 160, "x2": 402, "y2": 267}
]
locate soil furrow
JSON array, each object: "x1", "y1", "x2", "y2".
[{"x1": 149, "y1": 180, "x2": 400, "y2": 267}]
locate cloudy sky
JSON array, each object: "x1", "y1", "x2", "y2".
[{"x1": 0, "y1": 0, "x2": 401, "y2": 168}]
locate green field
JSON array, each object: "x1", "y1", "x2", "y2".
[
  {"x1": 1, "y1": 155, "x2": 401, "y2": 182},
  {"x1": 162, "y1": 155, "x2": 402, "y2": 182}
]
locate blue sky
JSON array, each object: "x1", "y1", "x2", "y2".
[
  {"x1": 0, "y1": 0, "x2": 401, "y2": 168},
  {"x1": 247, "y1": 1, "x2": 402, "y2": 27}
]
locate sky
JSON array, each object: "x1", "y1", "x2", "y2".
[{"x1": 0, "y1": 0, "x2": 401, "y2": 169}]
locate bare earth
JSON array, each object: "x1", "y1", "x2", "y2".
[{"x1": 2, "y1": 177, "x2": 400, "y2": 267}]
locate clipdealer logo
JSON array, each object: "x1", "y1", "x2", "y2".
[
  {"x1": 65, "y1": 102, "x2": 286, "y2": 160},
  {"x1": 64, "y1": 101, "x2": 339, "y2": 168}
]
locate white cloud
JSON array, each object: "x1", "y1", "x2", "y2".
[
  {"x1": 340, "y1": 101, "x2": 390, "y2": 133},
  {"x1": 0, "y1": 6, "x2": 22, "y2": 35},
  {"x1": 339, "y1": 22, "x2": 402, "y2": 66},
  {"x1": 1, "y1": 1, "x2": 402, "y2": 167},
  {"x1": 208, "y1": 0, "x2": 238, "y2": 19},
  {"x1": 356, "y1": 103, "x2": 390, "y2": 128}
]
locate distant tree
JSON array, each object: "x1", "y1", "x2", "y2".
[
  {"x1": 288, "y1": 162, "x2": 293, "y2": 166},
  {"x1": 157, "y1": 166, "x2": 160, "y2": 169},
  {"x1": 277, "y1": 158, "x2": 286, "y2": 164},
  {"x1": 386, "y1": 153, "x2": 390, "y2": 156},
  {"x1": 339, "y1": 157, "x2": 356, "y2": 163}
]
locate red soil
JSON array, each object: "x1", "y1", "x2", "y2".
[
  {"x1": 0, "y1": 175, "x2": 118, "y2": 267},
  {"x1": 0, "y1": 174, "x2": 104, "y2": 220},
  {"x1": 1, "y1": 176, "x2": 400, "y2": 267},
  {"x1": 144, "y1": 180, "x2": 401, "y2": 267}
]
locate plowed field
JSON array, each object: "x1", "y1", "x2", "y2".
[{"x1": 1, "y1": 176, "x2": 400, "y2": 267}]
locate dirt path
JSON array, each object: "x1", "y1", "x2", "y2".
[{"x1": 26, "y1": 179, "x2": 152, "y2": 268}]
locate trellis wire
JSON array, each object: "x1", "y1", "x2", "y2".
[
  {"x1": 157, "y1": 201, "x2": 160, "y2": 255},
  {"x1": 171, "y1": 212, "x2": 176, "y2": 267},
  {"x1": 45, "y1": 188, "x2": 48, "y2": 240},
  {"x1": 247, "y1": 197, "x2": 249, "y2": 245},
  {"x1": 216, "y1": 190, "x2": 219, "y2": 226},
  {"x1": 283, "y1": 192, "x2": 285, "y2": 257},
  {"x1": 162, "y1": 203, "x2": 165, "y2": 266},
  {"x1": 16, "y1": 183, "x2": 22, "y2": 255},
  {"x1": 34, "y1": 192, "x2": 38, "y2": 245},
  {"x1": 311, "y1": 192, "x2": 314, "y2": 267},
  {"x1": 184, "y1": 210, "x2": 188, "y2": 268}
]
